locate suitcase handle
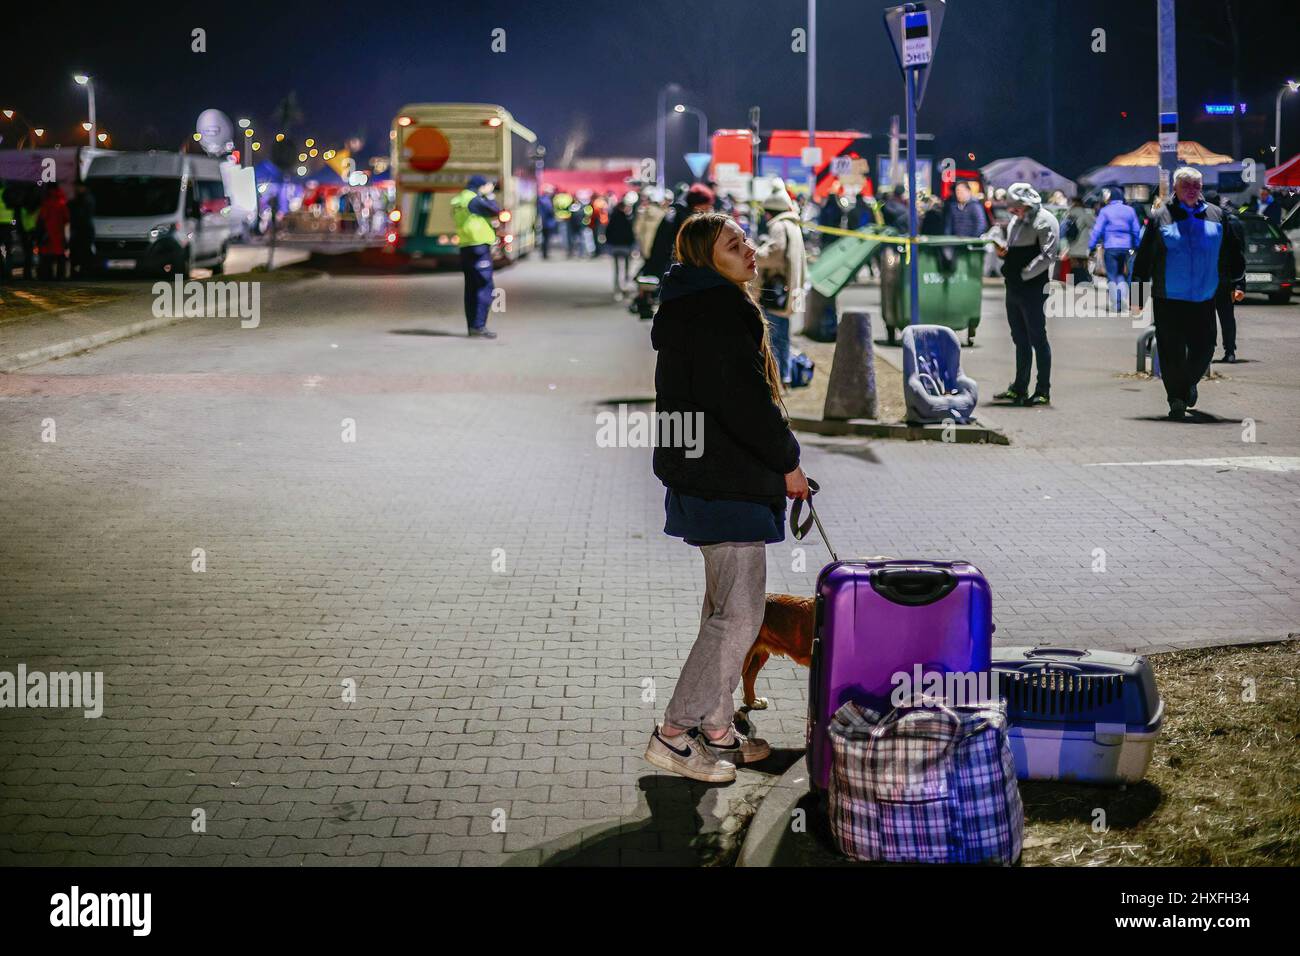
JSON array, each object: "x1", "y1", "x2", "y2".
[{"x1": 870, "y1": 567, "x2": 958, "y2": 605}]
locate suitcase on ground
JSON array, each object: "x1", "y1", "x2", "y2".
[
  {"x1": 992, "y1": 646, "x2": 1163, "y2": 784},
  {"x1": 806, "y1": 558, "x2": 994, "y2": 791}
]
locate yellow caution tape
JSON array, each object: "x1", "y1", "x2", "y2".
[{"x1": 807, "y1": 223, "x2": 994, "y2": 263}]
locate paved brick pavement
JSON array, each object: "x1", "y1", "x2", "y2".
[{"x1": 0, "y1": 259, "x2": 1295, "y2": 865}]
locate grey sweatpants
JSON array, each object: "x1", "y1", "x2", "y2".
[{"x1": 663, "y1": 541, "x2": 768, "y2": 733}]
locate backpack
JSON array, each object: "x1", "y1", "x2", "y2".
[{"x1": 789, "y1": 351, "x2": 815, "y2": 388}]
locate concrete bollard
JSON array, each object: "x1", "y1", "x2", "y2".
[{"x1": 823, "y1": 310, "x2": 878, "y2": 421}]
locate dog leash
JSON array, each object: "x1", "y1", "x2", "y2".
[{"x1": 790, "y1": 477, "x2": 838, "y2": 562}]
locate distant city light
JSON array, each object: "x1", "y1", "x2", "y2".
[
  {"x1": 34, "y1": 128, "x2": 45, "y2": 136},
  {"x1": 397, "y1": 117, "x2": 412, "y2": 127},
  {"x1": 252, "y1": 142, "x2": 261, "y2": 151},
  {"x1": 297, "y1": 165, "x2": 307, "y2": 175},
  {"x1": 193, "y1": 132, "x2": 203, "y2": 141},
  {"x1": 305, "y1": 138, "x2": 315, "y2": 147},
  {"x1": 309, "y1": 148, "x2": 318, "y2": 157},
  {"x1": 82, "y1": 122, "x2": 92, "y2": 131},
  {"x1": 237, "y1": 118, "x2": 251, "y2": 128},
  {"x1": 73, "y1": 74, "x2": 89, "y2": 85},
  {"x1": 275, "y1": 133, "x2": 285, "y2": 142},
  {"x1": 2, "y1": 110, "x2": 14, "y2": 120},
  {"x1": 97, "y1": 132, "x2": 108, "y2": 143},
  {"x1": 244, "y1": 128, "x2": 254, "y2": 137}
]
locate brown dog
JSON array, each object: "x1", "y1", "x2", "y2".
[{"x1": 741, "y1": 593, "x2": 815, "y2": 710}]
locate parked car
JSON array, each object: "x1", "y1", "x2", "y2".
[
  {"x1": 1239, "y1": 213, "x2": 1295, "y2": 304},
  {"x1": 87, "y1": 151, "x2": 232, "y2": 277}
]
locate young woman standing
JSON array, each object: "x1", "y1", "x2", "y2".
[{"x1": 643, "y1": 212, "x2": 810, "y2": 783}]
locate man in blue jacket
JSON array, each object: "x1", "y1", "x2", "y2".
[
  {"x1": 1089, "y1": 188, "x2": 1142, "y2": 313},
  {"x1": 943, "y1": 181, "x2": 988, "y2": 237},
  {"x1": 1132, "y1": 168, "x2": 1246, "y2": 420}
]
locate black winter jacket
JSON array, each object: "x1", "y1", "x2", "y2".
[{"x1": 651, "y1": 267, "x2": 801, "y2": 505}]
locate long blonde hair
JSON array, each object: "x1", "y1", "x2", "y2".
[{"x1": 673, "y1": 212, "x2": 785, "y2": 408}]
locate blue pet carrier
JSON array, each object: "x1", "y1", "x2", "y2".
[{"x1": 993, "y1": 647, "x2": 1163, "y2": 784}]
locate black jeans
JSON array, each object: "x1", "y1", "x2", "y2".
[
  {"x1": 1004, "y1": 280, "x2": 1051, "y2": 395},
  {"x1": 1152, "y1": 296, "x2": 1216, "y2": 405},
  {"x1": 1213, "y1": 282, "x2": 1237, "y2": 355}
]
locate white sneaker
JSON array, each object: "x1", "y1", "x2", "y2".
[
  {"x1": 644, "y1": 725, "x2": 736, "y2": 783},
  {"x1": 699, "y1": 725, "x2": 771, "y2": 764}
]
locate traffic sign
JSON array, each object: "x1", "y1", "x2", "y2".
[
  {"x1": 883, "y1": 1, "x2": 946, "y2": 109},
  {"x1": 801, "y1": 146, "x2": 823, "y2": 168},
  {"x1": 903, "y1": 10, "x2": 932, "y2": 66},
  {"x1": 1159, "y1": 111, "x2": 1178, "y2": 148},
  {"x1": 684, "y1": 152, "x2": 712, "y2": 179}
]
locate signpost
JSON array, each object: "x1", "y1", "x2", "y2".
[
  {"x1": 1156, "y1": 0, "x2": 1178, "y2": 199},
  {"x1": 884, "y1": 1, "x2": 944, "y2": 326}
]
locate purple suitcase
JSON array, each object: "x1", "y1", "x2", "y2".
[{"x1": 806, "y1": 559, "x2": 994, "y2": 791}]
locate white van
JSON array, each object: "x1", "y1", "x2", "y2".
[{"x1": 87, "y1": 152, "x2": 232, "y2": 276}]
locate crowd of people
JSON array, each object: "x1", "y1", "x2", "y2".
[
  {"x1": 524, "y1": 167, "x2": 1287, "y2": 424},
  {"x1": 0, "y1": 181, "x2": 97, "y2": 282}
]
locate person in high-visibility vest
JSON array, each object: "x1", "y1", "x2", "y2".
[
  {"x1": 0, "y1": 187, "x2": 14, "y2": 282},
  {"x1": 451, "y1": 175, "x2": 501, "y2": 339}
]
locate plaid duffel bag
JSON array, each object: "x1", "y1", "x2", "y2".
[{"x1": 826, "y1": 698, "x2": 1024, "y2": 865}]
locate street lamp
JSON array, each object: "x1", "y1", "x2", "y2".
[
  {"x1": 674, "y1": 104, "x2": 709, "y2": 155},
  {"x1": 73, "y1": 74, "x2": 95, "y2": 148},
  {"x1": 655, "y1": 83, "x2": 681, "y2": 194},
  {"x1": 1275, "y1": 80, "x2": 1300, "y2": 163}
]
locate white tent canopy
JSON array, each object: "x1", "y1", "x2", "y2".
[
  {"x1": 980, "y1": 156, "x2": 1077, "y2": 198},
  {"x1": 1078, "y1": 162, "x2": 1247, "y2": 189}
]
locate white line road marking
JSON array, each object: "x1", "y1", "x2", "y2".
[{"x1": 1087, "y1": 456, "x2": 1300, "y2": 473}]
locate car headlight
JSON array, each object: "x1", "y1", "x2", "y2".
[{"x1": 149, "y1": 222, "x2": 178, "y2": 240}]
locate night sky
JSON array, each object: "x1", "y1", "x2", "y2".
[{"x1": 8, "y1": 0, "x2": 1300, "y2": 183}]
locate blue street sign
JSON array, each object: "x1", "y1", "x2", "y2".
[{"x1": 684, "y1": 153, "x2": 711, "y2": 179}]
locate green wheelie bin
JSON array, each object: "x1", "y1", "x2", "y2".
[{"x1": 879, "y1": 236, "x2": 986, "y2": 345}]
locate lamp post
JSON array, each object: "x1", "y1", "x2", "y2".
[
  {"x1": 74, "y1": 74, "x2": 96, "y2": 178},
  {"x1": 73, "y1": 74, "x2": 95, "y2": 147},
  {"x1": 807, "y1": 0, "x2": 817, "y2": 154},
  {"x1": 673, "y1": 104, "x2": 708, "y2": 155},
  {"x1": 655, "y1": 83, "x2": 680, "y2": 194},
  {"x1": 1275, "y1": 80, "x2": 1300, "y2": 164}
]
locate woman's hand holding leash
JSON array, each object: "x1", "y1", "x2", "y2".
[
  {"x1": 789, "y1": 476, "x2": 837, "y2": 562},
  {"x1": 785, "y1": 466, "x2": 810, "y2": 501}
]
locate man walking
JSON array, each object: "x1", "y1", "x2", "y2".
[
  {"x1": 537, "y1": 185, "x2": 558, "y2": 260},
  {"x1": 1132, "y1": 168, "x2": 1245, "y2": 420},
  {"x1": 451, "y1": 175, "x2": 501, "y2": 339},
  {"x1": 1089, "y1": 188, "x2": 1142, "y2": 313},
  {"x1": 992, "y1": 183, "x2": 1059, "y2": 407}
]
